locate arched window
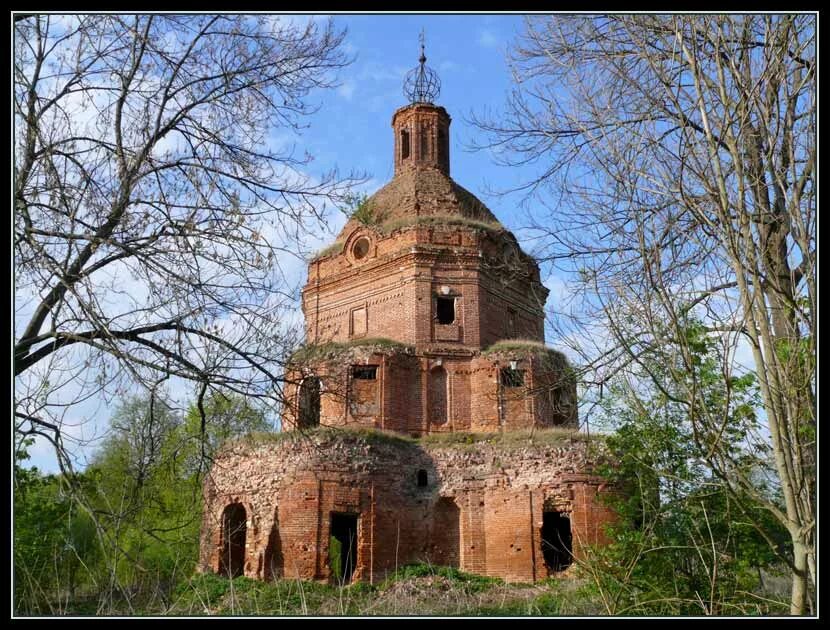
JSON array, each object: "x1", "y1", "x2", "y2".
[
  {"x1": 437, "y1": 129, "x2": 446, "y2": 165},
  {"x1": 429, "y1": 367, "x2": 448, "y2": 426},
  {"x1": 401, "y1": 129, "x2": 410, "y2": 160},
  {"x1": 298, "y1": 376, "x2": 321, "y2": 428}
]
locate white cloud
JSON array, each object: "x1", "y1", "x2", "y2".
[
  {"x1": 477, "y1": 29, "x2": 498, "y2": 48},
  {"x1": 337, "y1": 80, "x2": 356, "y2": 101},
  {"x1": 260, "y1": 14, "x2": 331, "y2": 33},
  {"x1": 439, "y1": 60, "x2": 460, "y2": 73}
]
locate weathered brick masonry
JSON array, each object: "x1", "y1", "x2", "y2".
[
  {"x1": 199, "y1": 54, "x2": 617, "y2": 584},
  {"x1": 200, "y1": 431, "x2": 616, "y2": 584}
]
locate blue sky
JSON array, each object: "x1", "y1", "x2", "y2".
[
  {"x1": 18, "y1": 13, "x2": 762, "y2": 473},
  {"x1": 19, "y1": 14, "x2": 555, "y2": 474},
  {"x1": 282, "y1": 14, "x2": 536, "y2": 246}
]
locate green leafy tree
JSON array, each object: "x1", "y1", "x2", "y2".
[
  {"x1": 580, "y1": 323, "x2": 790, "y2": 615},
  {"x1": 14, "y1": 439, "x2": 99, "y2": 614},
  {"x1": 78, "y1": 391, "x2": 271, "y2": 609},
  {"x1": 181, "y1": 390, "x2": 273, "y2": 473},
  {"x1": 473, "y1": 15, "x2": 815, "y2": 613}
]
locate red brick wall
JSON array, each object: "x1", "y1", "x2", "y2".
[
  {"x1": 200, "y1": 433, "x2": 618, "y2": 584},
  {"x1": 283, "y1": 349, "x2": 576, "y2": 435},
  {"x1": 392, "y1": 104, "x2": 451, "y2": 176},
  {"x1": 303, "y1": 224, "x2": 547, "y2": 353}
]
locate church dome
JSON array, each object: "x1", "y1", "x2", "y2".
[{"x1": 337, "y1": 165, "x2": 502, "y2": 240}]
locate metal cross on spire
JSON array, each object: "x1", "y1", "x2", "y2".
[{"x1": 404, "y1": 29, "x2": 441, "y2": 104}]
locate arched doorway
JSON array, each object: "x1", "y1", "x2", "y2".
[
  {"x1": 220, "y1": 503, "x2": 247, "y2": 578},
  {"x1": 298, "y1": 376, "x2": 321, "y2": 428},
  {"x1": 429, "y1": 367, "x2": 448, "y2": 426}
]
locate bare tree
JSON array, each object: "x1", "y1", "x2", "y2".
[
  {"x1": 471, "y1": 14, "x2": 815, "y2": 614},
  {"x1": 14, "y1": 15, "x2": 364, "y2": 472}
]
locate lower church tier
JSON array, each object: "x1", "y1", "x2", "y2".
[{"x1": 199, "y1": 429, "x2": 616, "y2": 584}]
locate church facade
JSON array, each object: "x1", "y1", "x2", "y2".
[{"x1": 199, "y1": 48, "x2": 616, "y2": 585}]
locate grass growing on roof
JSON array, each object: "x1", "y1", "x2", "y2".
[
  {"x1": 289, "y1": 338, "x2": 414, "y2": 362},
  {"x1": 420, "y1": 428, "x2": 595, "y2": 449},
  {"x1": 230, "y1": 425, "x2": 416, "y2": 450},
  {"x1": 228, "y1": 426, "x2": 597, "y2": 455},
  {"x1": 483, "y1": 339, "x2": 557, "y2": 355},
  {"x1": 482, "y1": 340, "x2": 574, "y2": 373},
  {"x1": 310, "y1": 240, "x2": 345, "y2": 260},
  {"x1": 379, "y1": 214, "x2": 503, "y2": 234},
  {"x1": 309, "y1": 215, "x2": 506, "y2": 261}
]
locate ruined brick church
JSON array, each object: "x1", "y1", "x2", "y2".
[{"x1": 199, "y1": 44, "x2": 615, "y2": 585}]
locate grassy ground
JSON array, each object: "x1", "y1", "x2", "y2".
[
  {"x1": 33, "y1": 562, "x2": 792, "y2": 616},
  {"x1": 80, "y1": 565, "x2": 600, "y2": 617}
]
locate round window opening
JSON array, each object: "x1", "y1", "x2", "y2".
[{"x1": 352, "y1": 237, "x2": 371, "y2": 260}]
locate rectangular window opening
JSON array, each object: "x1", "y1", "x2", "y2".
[
  {"x1": 436, "y1": 296, "x2": 455, "y2": 325},
  {"x1": 352, "y1": 365, "x2": 378, "y2": 380},
  {"x1": 501, "y1": 368, "x2": 525, "y2": 388},
  {"x1": 401, "y1": 130, "x2": 410, "y2": 160}
]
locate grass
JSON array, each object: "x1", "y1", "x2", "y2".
[
  {"x1": 309, "y1": 215, "x2": 504, "y2": 261},
  {"x1": 160, "y1": 564, "x2": 585, "y2": 616},
  {"x1": 311, "y1": 241, "x2": 346, "y2": 260},
  {"x1": 378, "y1": 214, "x2": 503, "y2": 235},
  {"x1": 41, "y1": 559, "x2": 787, "y2": 617},
  {"x1": 229, "y1": 425, "x2": 417, "y2": 451},
  {"x1": 483, "y1": 339, "x2": 551, "y2": 353},
  {"x1": 225, "y1": 425, "x2": 600, "y2": 460},
  {"x1": 420, "y1": 428, "x2": 596, "y2": 450},
  {"x1": 229, "y1": 426, "x2": 596, "y2": 454},
  {"x1": 289, "y1": 337, "x2": 414, "y2": 362},
  {"x1": 482, "y1": 340, "x2": 574, "y2": 375},
  {"x1": 483, "y1": 339, "x2": 565, "y2": 357}
]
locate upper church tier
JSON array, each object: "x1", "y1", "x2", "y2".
[{"x1": 302, "y1": 46, "x2": 548, "y2": 354}]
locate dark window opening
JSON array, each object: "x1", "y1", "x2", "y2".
[
  {"x1": 220, "y1": 503, "x2": 247, "y2": 578},
  {"x1": 352, "y1": 365, "x2": 378, "y2": 380},
  {"x1": 501, "y1": 368, "x2": 525, "y2": 388},
  {"x1": 437, "y1": 129, "x2": 446, "y2": 165},
  {"x1": 298, "y1": 377, "x2": 321, "y2": 428},
  {"x1": 436, "y1": 297, "x2": 455, "y2": 325},
  {"x1": 417, "y1": 469, "x2": 428, "y2": 487},
  {"x1": 329, "y1": 513, "x2": 359, "y2": 584},
  {"x1": 401, "y1": 130, "x2": 410, "y2": 160},
  {"x1": 352, "y1": 237, "x2": 370, "y2": 260},
  {"x1": 507, "y1": 308, "x2": 516, "y2": 337},
  {"x1": 541, "y1": 511, "x2": 573, "y2": 572},
  {"x1": 420, "y1": 127, "x2": 428, "y2": 159}
]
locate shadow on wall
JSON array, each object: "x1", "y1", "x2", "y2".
[{"x1": 263, "y1": 505, "x2": 283, "y2": 581}]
